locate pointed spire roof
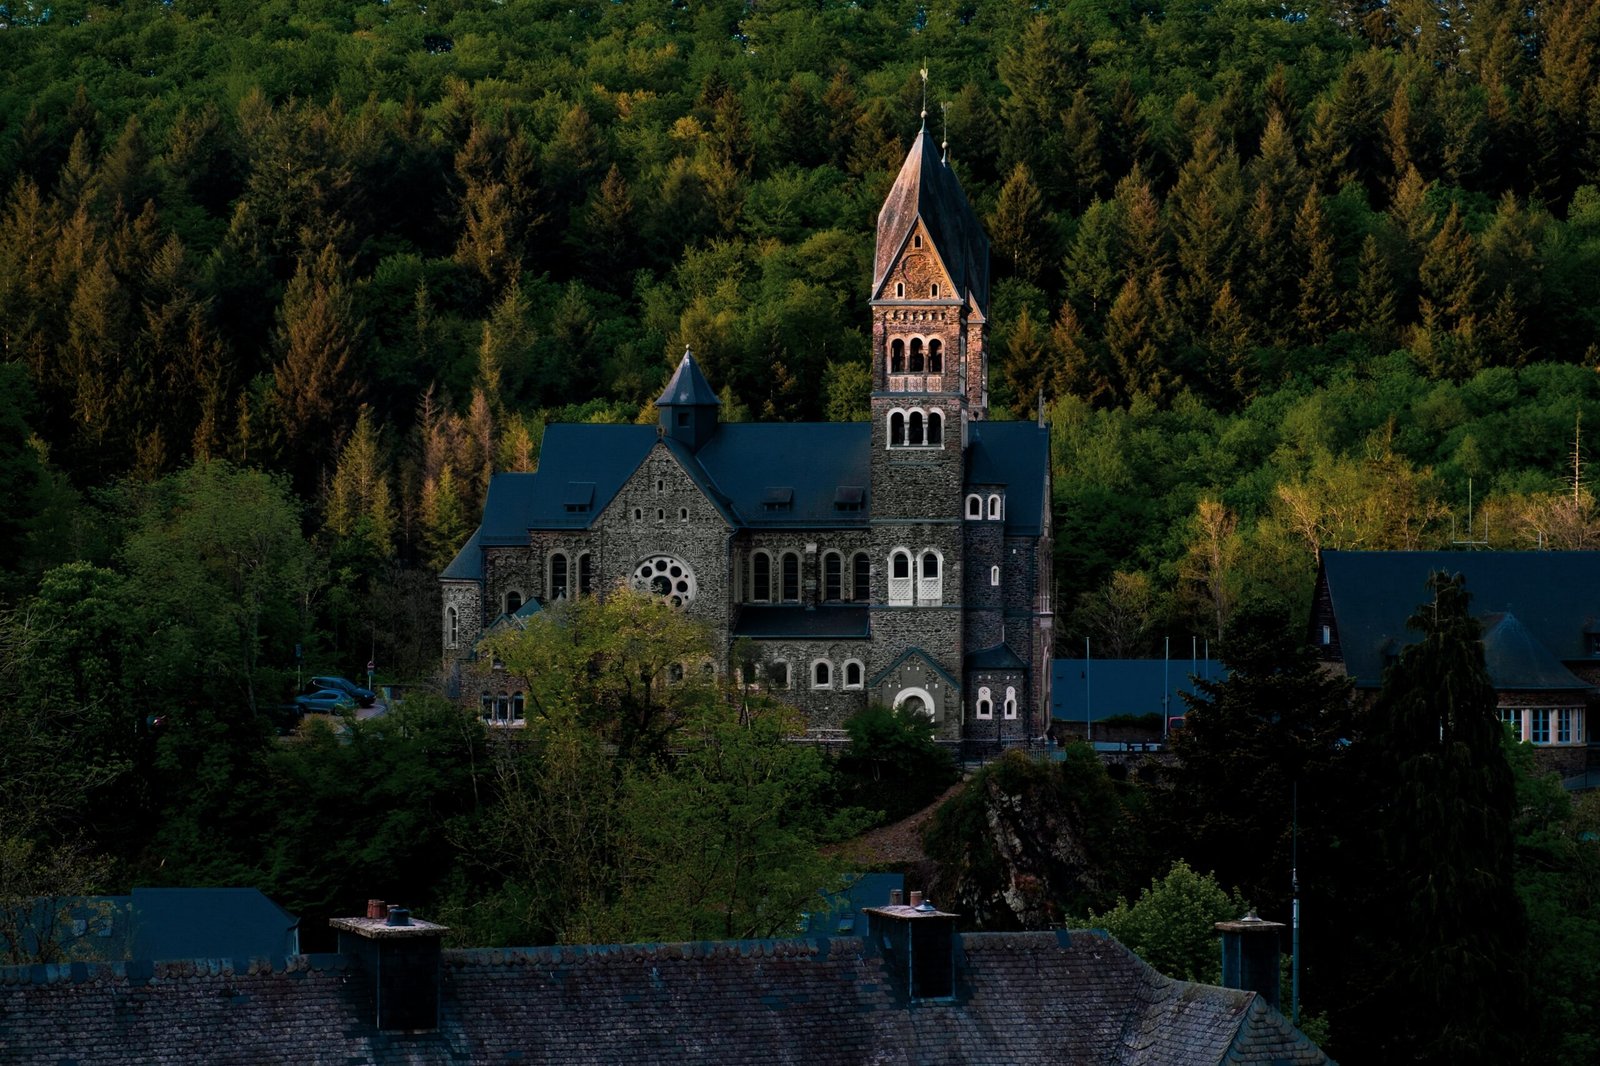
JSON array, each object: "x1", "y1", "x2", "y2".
[
  {"x1": 1479, "y1": 612, "x2": 1593, "y2": 690},
  {"x1": 874, "y1": 128, "x2": 990, "y2": 311},
  {"x1": 655, "y1": 347, "x2": 720, "y2": 407}
]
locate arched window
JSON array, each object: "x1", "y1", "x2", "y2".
[
  {"x1": 909, "y1": 410, "x2": 924, "y2": 445},
  {"x1": 549, "y1": 554, "x2": 569, "y2": 600},
  {"x1": 909, "y1": 338, "x2": 924, "y2": 372},
  {"x1": 918, "y1": 550, "x2": 943, "y2": 606},
  {"x1": 930, "y1": 283, "x2": 940, "y2": 298},
  {"x1": 1004, "y1": 686, "x2": 1019, "y2": 719},
  {"x1": 505, "y1": 590, "x2": 522, "y2": 614},
  {"x1": 913, "y1": 233, "x2": 922, "y2": 248},
  {"x1": 751, "y1": 551, "x2": 772, "y2": 602},
  {"x1": 966, "y1": 494, "x2": 982, "y2": 519},
  {"x1": 927, "y1": 410, "x2": 942, "y2": 445},
  {"x1": 890, "y1": 411, "x2": 905, "y2": 446},
  {"x1": 680, "y1": 507, "x2": 689, "y2": 521},
  {"x1": 633, "y1": 507, "x2": 642, "y2": 521},
  {"x1": 844, "y1": 660, "x2": 863, "y2": 689},
  {"x1": 852, "y1": 552, "x2": 871, "y2": 601},
  {"x1": 976, "y1": 686, "x2": 993, "y2": 719},
  {"x1": 769, "y1": 660, "x2": 790, "y2": 689},
  {"x1": 447, "y1": 606, "x2": 458, "y2": 647},
  {"x1": 824, "y1": 552, "x2": 843, "y2": 601},
  {"x1": 895, "y1": 281, "x2": 905, "y2": 298},
  {"x1": 781, "y1": 552, "x2": 800, "y2": 601},
  {"x1": 889, "y1": 550, "x2": 913, "y2": 605},
  {"x1": 812, "y1": 660, "x2": 832, "y2": 689},
  {"x1": 578, "y1": 554, "x2": 594, "y2": 595},
  {"x1": 891, "y1": 338, "x2": 905, "y2": 372},
  {"x1": 928, "y1": 338, "x2": 943, "y2": 372},
  {"x1": 990, "y1": 565, "x2": 1001, "y2": 586},
  {"x1": 988, "y1": 494, "x2": 1003, "y2": 519}
]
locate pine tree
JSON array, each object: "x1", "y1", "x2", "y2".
[
  {"x1": 456, "y1": 181, "x2": 520, "y2": 292},
  {"x1": 1105, "y1": 277, "x2": 1175, "y2": 401},
  {"x1": 820, "y1": 67, "x2": 861, "y2": 171},
  {"x1": 988, "y1": 163, "x2": 1049, "y2": 285},
  {"x1": 1170, "y1": 127, "x2": 1238, "y2": 336},
  {"x1": 1050, "y1": 300, "x2": 1115, "y2": 407},
  {"x1": 272, "y1": 241, "x2": 365, "y2": 487},
  {"x1": 999, "y1": 306, "x2": 1047, "y2": 416},
  {"x1": 1059, "y1": 87, "x2": 1105, "y2": 210},
  {"x1": 325, "y1": 406, "x2": 396, "y2": 557},
  {"x1": 1114, "y1": 165, "x2": 1167, "y2": 285},
  {"x1": 421, "y1": 463, "x2": 470, "y2": 573},
  {"x1": 1293, "y1": 188, "x2": 1340, "y2": 343},
  {"x1": 1353, "y1": 234, "x2": 1399, "y2": 352},
  {"x1": 1206, "y1": 281, "x2": 1254, "y2": 406}
]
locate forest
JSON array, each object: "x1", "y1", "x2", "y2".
[{"x1": 4, "y1": 0, "x2": 1600, "y2": 1062}]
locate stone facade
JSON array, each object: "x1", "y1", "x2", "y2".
[{"x1": 441, "y1": 129, "x2": 1053, "y2": 749}]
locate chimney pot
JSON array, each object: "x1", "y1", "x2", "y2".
[
  {"x1": 367, "y1": 899, "x2": 386, "y2": 920},
  {"x1": 889, "y1": 889, "x2": 903, "y2": 906},
  {"x1": 386, "y1": 906, "x2": 411, "y2": 927},
  {"x1": 909, "y1": 891, "x2": 924, "y2": 907}
]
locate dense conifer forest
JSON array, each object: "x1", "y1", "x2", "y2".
[{"x1": 5, "y1": 3, "x2": 1600, "y2": 1061}]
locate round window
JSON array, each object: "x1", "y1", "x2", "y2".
[{"x1": 632, "y1": 555, "x2": 697, "y2": 608}]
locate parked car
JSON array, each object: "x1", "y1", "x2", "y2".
[
  {"x1": 309, "y1": 675, "x2": 376, "y2": 707},
  {"x1": 296, "y1": 689, "x2": 357, "y2": 715}
]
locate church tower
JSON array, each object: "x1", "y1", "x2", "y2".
[{"x1": 868, "y1": 125, "x2": 991, "y2": 738}]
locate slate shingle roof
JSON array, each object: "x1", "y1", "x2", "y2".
[
  {"x1": 1051, "y1": 658, "x2": 1228, "y2": 723},
  {"x1": 656, "y1": 349, "x2": 722, "y2": 408},
  {"x1": 967, "y1": 420, "x2": 1050, "y2": 536},
  {"x1": 875, "y1": 128, "x2": 991, "y2": 311},
  {"x1": 0, "y1": 930, "x2": 1331, "y2": 1065},
  {"x1": 1480, "y1": 612, "x2": 1594, "y2": 690}
]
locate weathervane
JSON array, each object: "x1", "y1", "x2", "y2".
[{"x1": 920, "y1": 64, "x2": 928, "y2": 126}]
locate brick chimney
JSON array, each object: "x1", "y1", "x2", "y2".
[
  {"x1": 330, "y1": 905, "x2": 449, "y2": 1031},
  {"x1": 1214, "y1": 911, "x2": 1285, "y2": 1010},
  {"x1": 863, "y1": 888, "x2": 958, "y2": 1002}
]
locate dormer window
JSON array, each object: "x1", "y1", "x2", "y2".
[
  {"x1": 762, "y1": 486, "x2": 794, "y2": 512},
  {"x1": 563, "y1": 482, "x2": 595, "y2": 513},
  {"x1": 834, "y1": 486, "x2": 865, "y2": 511}
]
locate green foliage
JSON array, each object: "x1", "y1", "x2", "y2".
[
  {"x1": 1090, "y1": 860, "x2": 1246, "y2": 985},
  {"x1": 835, "y1": 703, "x2": 957, "y2": 825}
]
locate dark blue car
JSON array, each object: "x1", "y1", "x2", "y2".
[{"x1": 310, "y1": 675, "x2": 376, "y2": 707}]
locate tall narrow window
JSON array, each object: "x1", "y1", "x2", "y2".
[
  {"x1": 909, "y1": 338, "x2": 924, "y2": 372},
  {"x1": 1004, "y1": 687, "x2": 1018, "y2": 719},
  {"x1": 927, "y1": 410, "x2": 942, "y2": 445},
  {"x1": 967, "y1": 495, "x2": 982, "y2": 519},
  {"x1": 988, "y1": 494, "x2": 1002, "y2": 519},
  {"x1": 1558, "y1": 707, "x2": 1574, "y2": 743},
  {"x1": 889, "y1": 550, "x2": 913, "y2": 605},
  {"x1": 1531, "y1": 709, "x2": 1551, "y2": 743},
  {"x1": 930, "y1": 283, "x2": 939, "y2": 298},
  {"x1": 895, "y1": 282, "x2": 905, "y2": 297},
  {"x1": 447, "y1": 607, "x2": 458, "y2": 647},
  {"x1": 918, "y1": 551, "x2": 942, "y2": 606},
  {"x1": 891, "y1": 338, "x2": 905, "y2": 372},
  {"x1": 990, "y1": 565, "x2": 1000, "y2": 586},
  {"x1": 752, "y1": 552, "x2": 771, "y2": 602},
  {"x1": 550, "y1": 554, "x2": 569, "y2": 599},
  {"x1": 853, "y1": 552, "x2": 871, "y2": 601},
  {"x1": 890, "y1": 411, "x2": 905, "y2": 446},
  {"x1": 781, "y1": 552, "x2": 800, "y2": 601},
  {"x1": 511, "y1": 693, "x2": 525, "y2": 722},
  {"x1": 928, "y1": 338, "x2": 942, "y2": 371},
  {"x1": 909, "y1": 411, "x2": 924, "y2": 445},
  {"x1": 1500, "y1": 707, "x2": 1521, "y2": 738},
  {"x1": 976, "y1": 687, "x2": 992, "y2": 719},
  {"x1": 913, "y1": 233, "x2": 922, "y2": 248},
  {"x1": 813, "y1": 660, "x2": 832, "y2": 688},
  {"x1": 844, "y1": 661, "x2": 863, "y2": 688},
  {"x1": 824, "y1": 553, "x2": 842, "y2": 601},
  {"x1": 506, "y1": 591, "x2": 522, "y2": 614},
  {"x1": 578, "y1": 553, "x2": 593, "y2": 595}
]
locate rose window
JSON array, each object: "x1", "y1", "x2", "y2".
[{"x1": 633, "y1": 555, "x2": 696, "y2": 607}]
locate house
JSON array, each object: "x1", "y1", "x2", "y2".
[
  {"x1": 0, "y1": 899, "x2": 1332, "y2": 1064},
  {"x1": 1310, "y1": 550, "x2": 1599, "y2": 781},
  {"x1": 440, "y1": 125, "x2": 1053, "y2": 750}
]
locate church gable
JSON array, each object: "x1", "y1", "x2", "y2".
[
  {"x1": 871, "y1": 646, "x2": 960, "y2": 727},
  {"x1": 874, "y1": 219, "x2": 957, "y2": 302}
]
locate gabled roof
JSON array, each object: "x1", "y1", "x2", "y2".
[
  {"x1": 693, "y1": 423, "x2": 873, "y2": 527},
  {"x1": 440, "y1": 526, "x2": 483, "y2": 580},
  {"x1": 875, "y1": 128, "x2": 990, "y2": 311},
  {"x1": 655, "y1": 348, "x2": 720, "y2": 408},
  {"x1": 967, "y1": 420, "x2": 1050, "y2": 536},
  {"x1": 1051, "y1": 658, "x2": 1227, "y2": 723},
  {"x1": 1479, "y1": 613, "x2": 1593, "y2": 691},
  {"x1": 966, "y1": 643, "x2": 1027, "y2": 671},
  {"x1": 1318, "y1": 550, "x2": 1600, "y2": 686},
  {"x1": 482, "y1": 425, "x2": 658, "y2": 537},
  {"x1": 871, "y1": 646, "x2": 960, "y2": 692}
]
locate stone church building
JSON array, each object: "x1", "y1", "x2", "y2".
[{"x1": 441, "y1": 128, "x2": 1053, "y2": 746}]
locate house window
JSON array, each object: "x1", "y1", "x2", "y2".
[
  {"x1": 844, "y1": 660, "x2": 863, "y2": 688},
  {"x1": 1531, "y1": 708, "x2": 1551, "y2": 744},
  {"x1": 976, "y1": 686, "x2": 992, "y2": 719},
  {"x1": 578, "y1": 553, "x2": 593, "y2": 595},
  {"x1": 781, "y1": 552, "x2": 800, "y2": 602},
  {"x1": 895, "y1": 282, "x2": 905, "y2": 298},
  {"x1": 656, "y1": 479, "x2": 664, "y2": 492},
  {"x1": 1558, "y1": 707, "x2": 1575, "y2": 743},
  {"x1": 889, "y1": 550, "x2": 913, "y2": 605},
  {"x1": 769, "y1": 660, "x2": 790, "y2": 689},
  {"x1": 824, "y1": 552, "x2": 843, "y2": 601},
  {"x1": 918, "y1": 550, "x2": 943, "y2": 606},
  {"x1": 930, "y1": 283, "x2": 939, "y2": 298},
  {"x1": 928, "y1": 339, "x2": 942, "y2": 372},
  {"x1": 505, "y1": 591, "x2": 523, "y2": 614},
  {"x1": 890, "y1": 411, "x2": 905, "y2": 446},
  {"x1": 657, "y1": 508, "x2": 665, "y2": 520},
  {"x1": 550, "y1": 554, "x2": 569, "y2": 600},
  {"x1": 927, "y1": 410, "x2": 942, "y2": 445},
  {"x1": 853, "y1": 552, "x2": 871, "y2": 602},
  {"x1": 909, "y1": 338, "x2": 924, "y2": 372},
  {"x1": 1004, "y1": 686, "x2": 1018, "y2": 719},
  {"x1": 914, "y1": 234, "x2": 922, "y2": 248},
  {"x1": 447, "y1": 606, "x2": 458, "y2": 647},
  {"x1": 909, "y1": 410, "x2": 924, "y2": 446},
  {"x1": 966, "y1": 495, "x2": 982, "y2": 519},
  {"x1": 511, "y1": 693, "x2": 525, "y2": 722},
  {"x1": 633, "y1": 507, "x2": 642, "y2": 520},
  {"x1": 990, "y1": 565, "x2": 1000, "y2": 586},
  {"x1": 891, "y1": 339, "x2": 905, "y2": 372},
  {"x1": 680, "y1": 507, "x2": 689, "y2": 521},
  {"x1": 987, "y1": 494, "x2": 1003, "y2": 520},
  {"x1": 813, "y1": 660, "x2": 832, "y2": 689},
  {"x1": 751, "y1": 552, "x2": 771, "y2": 602},
  {"x1": 1500, "y1": 707, "x2": 1521, "y2": 739}
]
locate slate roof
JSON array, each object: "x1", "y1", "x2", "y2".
[
  {"x1": 0, "y1": 930, "x2": 1330, "y2": 1065},
  {"x1": 480, "y1": 426, "x2": 658, "y2": 539},
  {"x1": 1318, "y1": 550, "x2": 1600, "y2": 686},
  {"x1": 439, "y1": 526, "x2": 482, "y2": 580},
  {"x1": 733, "y1": 605, "x2": 870, "y2": 639},
  {"x1": 968, "y1": 420, "x2": 1050, "y2": 536},
  {"x1": 875, "y1": 127, "x2": 991, "y2": 312},
  {"x1": 691, "y1": 423, "x2": 873, "y2": 528},
  {"x1": 1479, "y1": 613, "x2": 1593, "y2": 691},
  {"x1": 656, "y1": 348, "x2": 721, "y2": 407},
  {"x1": 1052, "y1": 658, "x2": 1228, "y2": 723},
  {"x1": 966, "y1": 643, "x2": 1026, "y2": 670}
]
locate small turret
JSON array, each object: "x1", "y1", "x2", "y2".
[{"x1": 656, "y1": 347, "x2": 720, "y2": 452}]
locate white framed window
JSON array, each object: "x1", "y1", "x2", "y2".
[
  {"x1": 1558, "y1": 707, "x2": 1576, "y2": 743},
  {"x1": 843, "y1": 660, "x2": 863, "y2": 689},
  {"x1": 1320, "y1": 624, "x2": 1331, "y2": 645},
  {"x1": 927, "y1": 410, "x2": 943, "y2": 445},
  {"x1": 987, "y1": 494, "x2": 1003, "y2": 520},
  {"x1": 1004, "y1": 686, "x2": 1018, "y2": 719},
  {"x1": 976, "y1": 686, "x2": 992, "y2": 719},
  {"x1": 909, "y1": 410, "x2": 925, "y2": 445},
  {"x1": 889, "y1": 549, "x2": 913, "y2": 605},
  {"x1": 447, "y1": 606, "x2": 458, "y2": 648},
  {"x1": 966, "y1": 494, "x2": 982, "y2": 519},
  {"x1": 812, "y1": 660, "x2": 833, "y2": 689},
  {"x1": 751, "y1": 551, "x2": 772, "y2": 602},
  {"x1": 918, "y1": 550, "x2": 943, "y2": 606},
  {"x1": 889, "y1": 409, "x2": 906, "y2": 447},
  {"x1": 549, "y1": 554, "x2": 569, "y2": 600},
  {"x1": 1500, "y1": 706, "x2": 1522, "y2": 739},
  {"x1": 1531, "y1": 708, "x2": 1551, "y2": 744},
  {"x1": 990, "y1": 565, "x2": 1000, "y2": 587}
]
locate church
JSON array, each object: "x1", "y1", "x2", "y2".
[{"x1": 440, "y1": 127, "x2": 1053, "y2": 748}]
